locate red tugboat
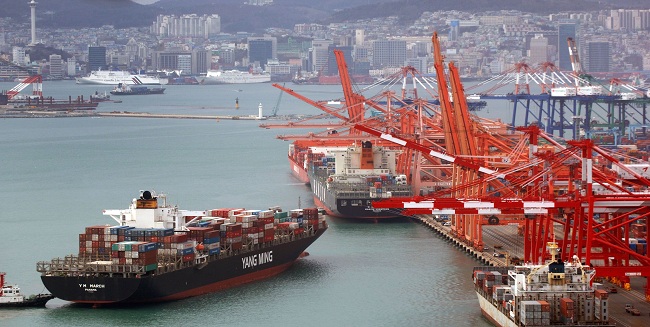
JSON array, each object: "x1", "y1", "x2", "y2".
[
  {"x1": 0, "y1": 272, "x2": 53, "y2": 308},
  {"x1": 37, "y1": 191, "x2": 327, "y2": 305}
]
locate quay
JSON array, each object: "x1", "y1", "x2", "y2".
[
  {"x1": 0, "y1": 107, "x2": 267, "y2": 120},
  {"x1": 414, "y1": 215, "x2": 650, "y2": 327},
  {"x1": 97, "y1": 111, "x2": 266, "y2": 120}
]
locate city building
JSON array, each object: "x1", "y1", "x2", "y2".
[
  {"x1": 585, "y1": 41, "x2": 610, "y2": 73},
  {"x1": 558, "y1": 22, "x2": 577, "y2": 71},
  {"x1": 528, "y1": 34, "x2": 549, "y2": 66},
  {"x1": 311, "y1": 39, "x2": 333, "y2": 73},
  {"x1": 67, "y1": 57, "x2": 77, "y2": 77},
  {"x1": 151, "y1": 14, "x2": 221, "y2": 38},
  {"x1": 326, "y1": 45, "x2": 352, "y2": 76},
  {"x1": 372, "y1": 39, "x2": 407, "y2": 69},
  {"x1": 449, "y1": 20, "x2": 460, "y2": 41},
  {"x1": 48, "y1": 54, "x2": 63, "y2": 79},
  {"x1": 152, "y1": 50, "x2": 210, "y2": 75},
  {"x1": 355, "y1": 29, "x2": 365, "y2": 46},
  {"x1": 87, "y1": 46, "x2": 107, "y2": 72},
  {"x1": 12, "y1": 47, "x2": 27, "y2": 66},
  {"x1": 248, "y1": 37, "x2": 276, "y2": 70}
]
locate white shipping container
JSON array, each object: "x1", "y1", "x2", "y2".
[
  {"x1": 577, "y1": 85, "x2": 604, "y2": 95},
  {"x1": 551, "y1": 87, "x2": 577, "y2": 97}
]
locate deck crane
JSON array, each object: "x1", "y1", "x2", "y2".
[{"x1": 0, "y1": 57, "x2": 43, "y2": 100}]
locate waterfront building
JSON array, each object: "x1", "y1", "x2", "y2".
[
  {"x1": 49, "y1": 54, "x2": 63, "y2": 79},
  {"x1": 248, "y1": 37, "x2": 276, "y2": 70},
  {"x1": 88, "y1": 46, "x2": 107, "y2": 72},
  {"x1": 152, "y1": 50, "x2": 210, "y2": 75},
  {"x1": 67, "y1": 57, "x2": 77, "y2": 77}
]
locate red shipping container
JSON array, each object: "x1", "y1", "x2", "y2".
[
  {"x1": 79, "y1": 234, "x2": 86, "y2": 241},
  {"x1": 537, "y1": 300, "x2": 551, "y2": 312},
  {"x1": 560, "y1": 297, "x2": 574, "y2": 310},
  {"x1": 182, "y1": 254, "x2": 195, "y2": 262},
  {"x1": 293, "y1": 228, "x2": 304, "y2": 235},
  {"x1": 263, "y1": 235, "x2": 274, "y2": 242}
]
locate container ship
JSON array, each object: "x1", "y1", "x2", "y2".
[
  {"x1": 200, "y1": 70, "x2": 271, "y2": 85},
  {"x1": 473, "y1": 242, "x2": 615, "y2": 327},
  {"x1": 292, "y1": 141, "x2": 411, "y2": 219},
  {"x1": 36, "y1": 191, "x2": 327, "y2": 305},
  {"x1": 76, "y1": 70, "x2": 163, "y2": 85}
]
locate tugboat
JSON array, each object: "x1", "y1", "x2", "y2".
[{"x1": 0, "y1": 272, "x2": 54, "y2": 308}]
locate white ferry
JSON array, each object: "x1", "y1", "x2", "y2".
[
  {"x1": 200, "y1": 70, "x2": 271, "y2": 85},
  {"x1": 76, "y1": 70, "x2": 163, "y2": 85}
]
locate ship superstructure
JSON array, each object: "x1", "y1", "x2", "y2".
[{"x1": 307, "y1": 141, "x2": 411, "y2": 219}]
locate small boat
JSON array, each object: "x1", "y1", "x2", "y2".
[
  {"x1": 90, "y1": 91, "x2": 111, "y2": 102},
  {"x1": 1, "y1": 272, "x2": 53, "y2": 308},
  {"x1": 110, "y1": 83, "x2": 165, "y2": 96}
]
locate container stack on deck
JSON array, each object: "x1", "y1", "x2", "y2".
[
  {"x1": 519, "y1": 300, "x2": 551, "y2": 326},
  {"x1": 69, "y1": 206, "x2": 327, "y2": 275}
]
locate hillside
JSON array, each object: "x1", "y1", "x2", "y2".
[{"x1": 0, "y1": 0, "x2": 645, "y2": 31}]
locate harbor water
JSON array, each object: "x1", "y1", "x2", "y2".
[{"x1": 0, "y1": 81, "x2": 492, "y2": 326}]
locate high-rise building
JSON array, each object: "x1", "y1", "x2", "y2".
[
  {"x1": 152, "y1": 50, "x2": 210, "y2": 75},
  {"x1": 12, "y1": 47, "x2": 27, "y2": 66},
  {"x1": 585, "y1": 41, "x2": 610, "y2": 73},
  {"x1": 67, "y1": 57, "x2": 77, "y2": 76},
  {"x1": 355, "y1": 29, "x2": 365, "y2": 46},
  {"x1": 48, "y1": 54, "x2": 63, "y2": 79},
  {"x1": 191, "y1": 50, "x2": 210, "y2": 74},
  {"x1": 372, "y1": 40, "x2": 407, "y2": 68},
  {"x1": 88, "y1": 46, "x2": 107, "y2": 72},
  {"x1": 557, "y1": 22, "x2": 577, "y2": 71},
  {"x1": 248, "y1": 37, "x2": 276, "y2": 70},
  {"x1": 529, "y1": 34, "x2": 549, "y2": 65},
  {"x1": 311, "y1": 39, "x2": 333, "y2": 73},
  {"x1": 326, "y1": 45, "x2": 353, "y2": 76},
  {"x1": 449, "y1": 20, "x2": 460, "y2": 41}
]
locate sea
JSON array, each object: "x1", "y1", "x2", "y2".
[{"x1": 0, "y1": 80, "x2": 494, "y2": 327}]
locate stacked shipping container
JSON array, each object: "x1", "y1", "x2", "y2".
[{"x1": 75, "y1": 207, "x2": 326, "y2": 273}]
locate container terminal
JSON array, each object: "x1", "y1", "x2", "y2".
[{"x1": 261, "y1": 32, "x2": 650, "y2": 326}]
